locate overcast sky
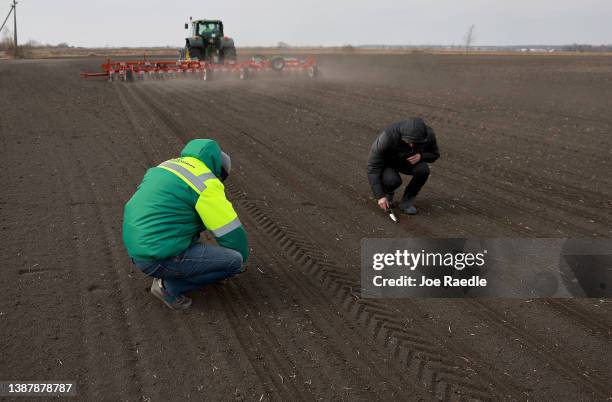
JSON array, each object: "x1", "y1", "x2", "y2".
[{"x1": 2, "y1": 0, "x2": 611, "y2": 47}]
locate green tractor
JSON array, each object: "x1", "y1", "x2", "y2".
[{"x1": 182, "y1": 18, "x2": 237, "y2": 63}]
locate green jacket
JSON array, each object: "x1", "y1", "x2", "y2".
[{"x1": 122, "y1": 139, "x2": 249, "y2": 262}]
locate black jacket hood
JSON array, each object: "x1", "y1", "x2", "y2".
[{"x1": 399, "y1": 118, "x2": 428, "y2": 144}]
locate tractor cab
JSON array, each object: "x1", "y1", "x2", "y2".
[
  {"x1": 189, "y1": 20, "x2": 224, "y2": 38},
  {"x1": 183, "y1": 18, "x2": 236, "y2": 63}
]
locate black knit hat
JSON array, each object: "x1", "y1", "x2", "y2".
[{"x1": 399, "y1": 118, "x2": 427, "y2": 143}]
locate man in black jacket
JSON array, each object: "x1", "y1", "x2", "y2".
[{"x1": 367, "y1": 118, "x2": 440, "y2": 215}]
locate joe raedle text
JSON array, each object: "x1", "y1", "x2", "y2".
[{"x1": 373, "y1": 275, "x2": 487, "y2": 288}]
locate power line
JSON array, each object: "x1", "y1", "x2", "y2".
[{"x1": 0, "y1": 4, "x2": 14, "y2": 33}]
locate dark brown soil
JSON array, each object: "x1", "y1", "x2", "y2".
[{"x1": 1, "y1": 54, "x2": 611, "y2": 401}]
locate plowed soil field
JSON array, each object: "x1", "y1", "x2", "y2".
[{"x1": 1, "y1": 54, "x2": 611, "y2": 401}]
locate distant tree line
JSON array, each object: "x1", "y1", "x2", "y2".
[
  {"x1": 1, "y1": 28, "x2": 71, "y2": 52},
  {"x1": 561, "y1": 44, "x2": 612, "y2": 52}
]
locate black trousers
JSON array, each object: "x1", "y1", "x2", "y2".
[{"x1": 381, "y1": 162, "x2": 430, "y2": 199}]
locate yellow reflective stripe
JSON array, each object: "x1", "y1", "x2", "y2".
[
  {"x1": 170, "y1": 156, "x2": 211, "y2": 174},
  {"x1": 210, "y1": 217, "x2": 242, "y2": 237},
  {"x1": 195, "y1": 179, "x2": 239, "y2": 233},
  {"x1": 159, "y1": 162, "x2": 207, "y2": 192},
  {"x1": 157, "y1": 157, "x2": 216, "y2": 194}
]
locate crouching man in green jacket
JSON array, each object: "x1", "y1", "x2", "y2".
[{"x1": 123, "y1": 139, "x2": 249, "y2": 310}]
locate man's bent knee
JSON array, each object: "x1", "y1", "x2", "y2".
[
  {"x1": 413, "y1": 162, "x2": 430, "y2": 177},
  {"x1": 382, "y1": 167, "x2": 402, "y2": 192},
  {"x1": 227, "y1": 249, "x2": 245, "y2": 273}
]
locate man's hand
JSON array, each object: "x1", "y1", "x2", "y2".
[
  {"x1": 377, "y1": 197, "x2": 389, "y2": 210},
  {"x1": 407, "y1": 153, "x2": 422, "y2": 165}
]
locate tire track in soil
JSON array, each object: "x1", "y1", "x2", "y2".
[
  {"x1": 228, "y1": 212, "x2": 435, "y2": 400},
  {"x1": 248, "y1": 197, "x2": 612, "y2": 400},
  {"x1": 545, "y1": 300, "x2": 612, "y2": 340},
  {"x1": 225, "y1": 188, "x2": 519, "y2": 401},
  {"x1": 121, "y1": 82, "x2": 521, "y2": 400}
]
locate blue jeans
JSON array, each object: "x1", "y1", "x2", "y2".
[{"x1": 133, "y1": 242, "x2": 244, "y2": 300}]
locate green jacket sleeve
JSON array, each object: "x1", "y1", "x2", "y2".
[{"x1": 216, "y1": 225, "x2": 249, "y2": 263}]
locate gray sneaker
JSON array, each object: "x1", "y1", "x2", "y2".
[
  {"x1": 150, "y1": 278, "x2": 192, "y2": 310},
  {"x1": 399, "y1": 196, "x2": 418, "y2": 215}
]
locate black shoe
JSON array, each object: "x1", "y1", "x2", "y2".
[{"x1": 399, "y1": 196, "x2": 418, "y2": 215}]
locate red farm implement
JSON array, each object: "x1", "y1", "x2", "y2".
[{"x1": 80, "y1": 56, "x2": 319, "y2": 82}]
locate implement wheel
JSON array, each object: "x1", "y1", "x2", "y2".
[
  {"x1": 307, "y1": 65, "x2": 319, "y2": 78},
  {"x1": 270, "y1": 56, "x2": 286, "y2": 71},
  {"x1": 124, "y1": 69, "x2": 135, "y2": 82},
  {"x1": 239, "y1": 68, "x2": 249, "y2": 80}
]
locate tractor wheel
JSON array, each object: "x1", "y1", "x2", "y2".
[
  {"x1": 224, "y1": 47, "x2": 237, "y2": 63},
  {"x1": 270, "y1": 56, "x2": 286, "y2": 71}
]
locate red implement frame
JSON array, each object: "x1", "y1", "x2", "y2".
[{"x1": 80, "y1": 57, "x2": 318, "y2": 81}]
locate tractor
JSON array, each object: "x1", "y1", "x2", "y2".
[{"x1": 181, "y1": 18, "x2": 237, "y2": 63}]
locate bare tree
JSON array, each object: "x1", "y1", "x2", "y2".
[
  {"x1": 464, "y1": 24, "x2": 476, "y2": 52},
  {"x1": 0, "y1": 28, "x2": 12, "y2": 51}
]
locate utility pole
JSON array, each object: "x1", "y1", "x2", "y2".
[
  {"x1": 1, "y1": 1, "x2": 17, "y2": 57},
  {"x1": 12, "y1": 0, "x2": 17, "y2": 58}
]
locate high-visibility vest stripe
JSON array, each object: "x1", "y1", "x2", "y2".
[
  {"x1": 159, "y1": 161, "x2": 216, "y2": 193},
  {"x1": 210, "y1": 217, "x2": 242, "y2": 237}
]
